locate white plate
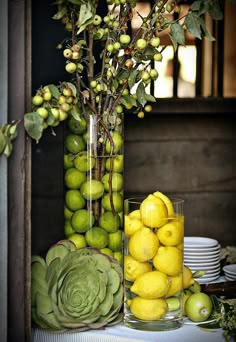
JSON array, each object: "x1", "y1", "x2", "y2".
[
  {"x1": 184, "y1": 245, "x2": 220, "y2": 252},
  {"x1": 197, "y1": 275, "x2": 221, "y2": 283},
  {"x1": 184, "y1": 237, "x2": 219, "y2": 248},
  {"x1": 225, "y1": 276, "x2": 236, "y2": 281},
  {"x1": 184, "y1": 259, "x2": 220, "y2": 267},
  {"x1": 223, "y1": 264, "x2": 236, "y2": 276},
  {"x1": 188, "y1": 264, "x2": 220, "y2": 271},
  {"x1": 184, "y1": 254, "x2": 220, "y2": 261},
  {"x1": 184, "y1": 248, "x2": 220, "y2": 255},
  {"x1": 201, "y1": 271, "x2": 221, "y2": 277},
  {"x1": 183, "y1": 317, "x2": 217, "y2": 326}
]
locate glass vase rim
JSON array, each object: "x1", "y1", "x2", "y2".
[{"x1": 125, "y1": 196, "x2": 184, "y2": 205}]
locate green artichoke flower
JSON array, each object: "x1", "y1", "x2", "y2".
[{"x1": 31, "y1": 240, "x2": 123, "y2": 331}]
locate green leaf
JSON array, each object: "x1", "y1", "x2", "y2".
[
  {"x1": 3, "y1": 139, "x2": 13, "y2": 157},
  {"x1": 47, "y1": 84, "x2": 60, "y2": 99},
  {"x1": 46, "y1": 110, "x2": 57, "y2": 126},
  {"x1": 128, "y1": 70, "x2": 139, "y2": 89},
  {"x1": 208, "y1": 0, "x2": 223, "y2": 20},
  {"x1": 24, "y1": 112, "x2": 44, "y2": 142},
  {"x1": 191, "y1": 0, "x2": 202, "y2": 11},
  {"x1": 120, "y1": 95, "x2": 137, "y2": 108},
  {"x1": 169, "y1": 34, "x2": 178, "y2": 52},
  {"x1": 119, "y1": 70, "x2": 130, "y2": 80},
  {"x1": 141, "y1": 45, "x2": 156, "y2": 61},
  {"x1": 136, "y1": 82, "x2": 147, "y2": 107},
  {"x1": 170, "y1": 22, "x2": 185, "y2": 46},
  {"x1": 184, "y1": 13, "x2": 202, "y2": 40},
  {"x1": 77, "y1": 3, "x2": 94, "y2": 34},
  {"x1": 199, "y1": 17, "x2": 215, "y2": 41},
  {"x1": 0, "y1": 129, "x2": 6, "y2": 154},
  {"x1": 68, "y1": 0, "x2": 87, "y2": 4},
  {"x1": 145, "y1": 94, "x2": 156, "y2": 103},
  {"x1": 113, "y1": 79, "x2": 119, "y2": 91},
  {"x1": 52, "y1": 7, "x2": 67, "y2": 20},
  {"x1": 65, "y1": 82, "x2": 77, "y2": 97},
  {"x1": 70, "y1": 106, "x2": 81, "y2": 121}
]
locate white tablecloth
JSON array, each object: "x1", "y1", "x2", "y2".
[{"x1": 32, "y1": 323, "x2": 225, "y2": 342}]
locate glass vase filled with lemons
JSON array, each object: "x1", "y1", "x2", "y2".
[{"x1": 124, "y1": 192, "x2": 184, "y2": 331}]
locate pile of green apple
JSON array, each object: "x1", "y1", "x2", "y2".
[{"x1": 63, "y1": 115, "x2": 124, "y2": 265}]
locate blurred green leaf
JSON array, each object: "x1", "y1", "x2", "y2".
[
  {"x1": 0, "y1": 129, "x2": 6, "y2": 154},
  {"x1": 208, "y1": 0, "x2": 223, "y2": 20},
  {"x1": 184, "y1": 13, "x2": 202, "y2": 40},
  {"x1": 47, "y1": 84, "x2": 60, "y2": 99},
  {"x1": 136, "y1": 82, "x2": 147, "y2": 107},
  {"x1": 199, "y1": 17, "x2": 215, "y2": 41},
  {"x1": 77, "y1": 3, "x2": 94, "y2": 34},
  {"x1": 170, "y1": 22, "x2": 185, "y2": 46},
  {"x1": 24, "y1": 112, "x2": 44, "y2": 142},
  {"x1": 128, "y1": 70, "x2": 139, "y2": 89}
]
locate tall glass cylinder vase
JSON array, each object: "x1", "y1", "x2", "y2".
[
  {"x1": 124, "y1": 196, "x2": 184, "y2": 331},
  {"x1": 63, "y1": 113, "x2": 124, "y2": 265}
]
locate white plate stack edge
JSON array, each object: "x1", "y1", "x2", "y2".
[
  {"x1": 184, "y1": 236, "x2": 221, "y2": 284},
  {"x1": 223, "y1": 264, "x2": 236, "y2": 281}
]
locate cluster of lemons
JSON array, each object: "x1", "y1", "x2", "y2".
[{"x1": 124, "y1": 191, "x2": 192, "y2": 321}]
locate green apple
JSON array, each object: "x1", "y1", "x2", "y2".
[
  {"x1": 150, "y1": 37, "x2": 161, "y2": 48},
  {"x1": 68, "y1": 116, "x2": 87, "y2": 134},
  {"x1": 93, "y1": 14, "x2": 102, "y2": 25},
  {"x1": 32, "y1": 95, "x2": 44, "y2": 106},
  {"x1": 65, "y1": 62, "x2": 77, "y2": 73},
  {"x1": 154, "y1": 52, "x2": 163, "y2": 62},
  {"x1": 119, "y1": 34, "x2": 131, "y2": 45},
  {"x1": 105, "y1": 131, "x2": 123, "y2": 154},
  {"x1": 80, "y1": 180, "x2": 104, "y2": 200},
  {"x1": 185, "y1": 293, "x2": 213, "y2": 322},
  {"x1": 136, "y1": 38, "x2": 147, "y2": 50},
  {"x1": 105, "y1": 155, "x2": 124, "y2": 172},
  {"x1": 101, "y1": 172, "x2": 123, "y2": 192},
  {"x1": 102, "y1": 192, "x2": 123, "y2": 213},
  {"x1": 99, "y1": 211, "x2": 121, "y2": 233},
  {"x1": 36, "y1": 107, "x2": 48, "y2": 119},
  {"x1": 74, "y1": 153, "x2": 95, "y2": 172},
  {"x1": 63, "y1": 48, "x2": 72, "y2": 59}
]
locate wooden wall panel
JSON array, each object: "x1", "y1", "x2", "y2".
[{"x1": 124, "y1": 113, "x2": 236, "y2": 246}]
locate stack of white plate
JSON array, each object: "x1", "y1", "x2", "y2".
[
  {"x1": 223, "y1": 264, "x2": 236, "y2": 281},
  {"x1": 184, "y1": 237, "x2": 221, "y2": 284}
]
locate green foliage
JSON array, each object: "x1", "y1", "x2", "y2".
[
  {"x1": 0, "y1": 121, "x2": 19, "y2": 157},
  {"x1": 24, "y1": 113, "x2": 44, "y2": 142},
  {"x1": 0, "y1": 0, "x2": 229, "y2": 157}
]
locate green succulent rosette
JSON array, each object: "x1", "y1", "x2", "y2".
[{"x1": 31, "y1": 240, "x2": 123, "y2": 331}]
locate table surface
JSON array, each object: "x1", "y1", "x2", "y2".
[{"x1": 32, "y1": 322, "x2": 225, "y2": 342}]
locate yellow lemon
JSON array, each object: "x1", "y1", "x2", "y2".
[
  {"x1": 153, "y1": 191, "x2": 174, "y2": 216},
  {"x1": 129, "y1": 209, "x2": 141, "y2": 219},
  {"x1": 124, "y1": 215, "x2": 143, "y2": 237},
  {"x1": 165, "y1": 274, "x2": 182, "y2": 297},
  {"x1": 153, "y1": 246, "x2": 182, "y2": 276},
  {"x1": 157, "y1": 218, "x2": 183, "y2": 246},
  {"x1": 129, "y1": 297, "x2": 168, "y2": 321},
  {"x1": 129, "y1": 227, "x2": 159, "y2": 262},
  {"x1": 124, "y1": 255, "x2": 152, "y2": 281},
  {"x1": 183, "y1": 265, "x2": 195, "y2": 289},
  {"x1": 130, "y1": 271, "x2": 170, "y2": 299},
  {"x1": 140, "y1": 194, "x2": 168, "y2": 228}
]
